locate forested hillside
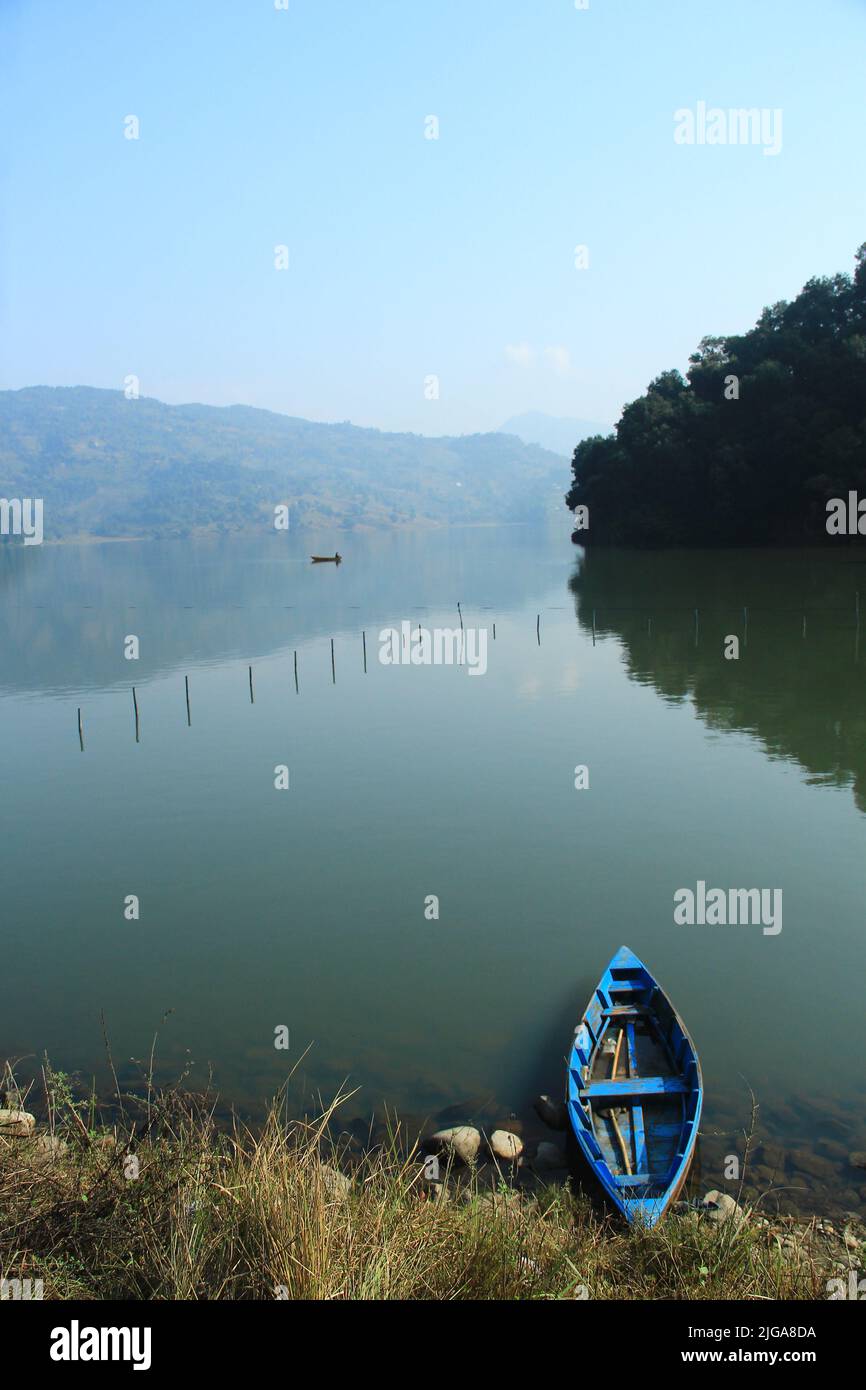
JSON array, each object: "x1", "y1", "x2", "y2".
[
  {"x1": 567, "y1": 244, "x2": 866, "y2": 546},
  {"x1": 0, "y1": 387, "x2": 565, "y2": 541}
]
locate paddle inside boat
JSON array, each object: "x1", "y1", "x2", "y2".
[{"x1": 567, "y1": 945, "x2": 702, "y2": 1226}]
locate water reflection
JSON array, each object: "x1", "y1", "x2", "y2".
[
  {"x1": 570, "y1": 547, "x2": 866, "y2": 810},
  {"x1": 0, "y1": 527, "x2": 557, "y2": 696}
]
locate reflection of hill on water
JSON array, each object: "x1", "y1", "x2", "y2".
[
  {"x1": 0, "y1": 527, "x2": 554, "y2": 697},
  {"x1": 569, "y1": 548, "x2": 866, "y2": 813}
]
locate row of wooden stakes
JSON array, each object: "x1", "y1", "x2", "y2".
[{"x1": 73, "y1": 597, "x2": 863, "y2": 748}]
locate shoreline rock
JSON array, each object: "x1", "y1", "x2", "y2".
[
  {"x1": 533, "y1": 1096, "x2": 567, "y2": 1132},
  {"x1": 430, "y1": 1126, "x2": 481, "y2": 1165},
  {"x1": 533, "y1": 1140, "x2": 568, "y2": 1171},
  {"x1": 489, "y1": 1130, "x2": 523, "y2": 1161},
  {"x1": 0, "y1": 1109, "x2": 36, "y2": 1138}
]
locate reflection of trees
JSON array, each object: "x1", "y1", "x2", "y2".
[{"x1": 570, "y1": 548, "x2": 866, "y2": 812}]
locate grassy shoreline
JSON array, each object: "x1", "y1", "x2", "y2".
[{"x1": 1, "y1": 1068, "x2": 859, "y2": 1301}]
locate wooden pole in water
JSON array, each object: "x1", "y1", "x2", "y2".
[
  {"x1": 694, "y1": 607, "x2": 699, "y2": 645},
  {"x1": 536, "y1": 613, "x2": 540, "y2": 645},
  {"x1": 457, "y1": 601, "x2": 463, "y2": 631},
  {"x1": 362, "y1": 630, "x2": 367, "y2": 672},
  {"x1": 857, "y1": 592, "x2": 861, "y2": 624},
  {"x1": 331, "y1": 638, "x2": 335, "y2": 684},
  {"x1": 132, "y1": 686, "x2": 140, "y2": 743},
  {"x1": 78, "y1": 707, "x2": 84, "y2": 752},
  {"x1": 185, "y1": 675, "x2": 191, "y2": 726},
  {"x1": 248, "y1": 666, "x2": 254, "y2": 703},
  {"x1": 802, "y1": 615, "x2": 807, "y2": 639},
  {"x1": 592, "y1": 609, "x2": 596, "y2": 646},
  {"x1": 492, "y1": 622, "x2": 496, "y2": 641},
  {"x1": 294, "y1": 650, "x2": 299, "y2": 693}
]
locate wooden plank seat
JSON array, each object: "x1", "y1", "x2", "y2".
[{"x1": 580, "y1": 1076, "x2": 689, "y2": 1101}]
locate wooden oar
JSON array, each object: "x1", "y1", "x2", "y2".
[
  {"x1": 611, "y1": 1027, "x2": 625, "y2": 1080},
  {"x1": 608, "y1": 1108, "x2": 633, "y2": 1176},
  {"x1": 607, "y1": 1028, "x2": 633, "y2": 1176}
]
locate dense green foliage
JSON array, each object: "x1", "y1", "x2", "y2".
[
  {"x1": 0, "y1": 387, "x2": 565, "y2": 541},
  {"x1": 566, "y1": 244, "x2": 866, "y2": 546}
]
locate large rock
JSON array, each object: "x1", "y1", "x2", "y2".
[
  {"x1": 0, "y1": 1110, "x2": 36, "y2": 1138},
  {"x1": 533, "y1": 1141, "x2": 568, "y2": 1171},
  {"x1": 702, "y1": 1190, "x2": 746, "y2": 1229},
  {"x1": 489, "y1": 1130, "x2": 523, "y2": 1161},
  {"x1": 534, "y1": 1095, "x2": 567, "y2": 1131},
  {"x1": 848, "y1": 1151, "x2": 866, "y2": 1171},
  {"x1": 431, "y1": 1126, "x2": 481, "y2": 1165}
]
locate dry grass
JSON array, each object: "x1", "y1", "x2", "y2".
[{"x1": 0, "y1": 1067, "x2": 826, "y2": 1301}]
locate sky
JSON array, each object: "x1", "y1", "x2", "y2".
[{"x1": 1, "y1": 0, "x2": 865, "y2": 436}]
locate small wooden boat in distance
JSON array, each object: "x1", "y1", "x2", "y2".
[
  {"x1": 311, "y1": 553, "x2": 342, "y2": 564},
  {"x1": 567, "y1": 945, "x2": 702, "y2": 1226}
]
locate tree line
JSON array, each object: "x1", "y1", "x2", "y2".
[{"x1": 566, "y1": 243, "x2": 866, "y2": 546}]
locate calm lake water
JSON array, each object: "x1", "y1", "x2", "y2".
[{"x1": 3, "y1": 526, "x2": 865, "y2": 1214}]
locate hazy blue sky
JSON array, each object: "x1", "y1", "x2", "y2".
[{"x1": 2, "y1": 0, "x2": 865, "y2": 436}]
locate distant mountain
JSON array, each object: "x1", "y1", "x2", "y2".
[
  {"x1": 498, "y1": 411, "x2": 612, "y2": 459},
  {"x1": 0, "y1": 387, "x2": 568, "y2": 542}
]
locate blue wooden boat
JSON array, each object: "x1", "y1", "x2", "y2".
[{"x1": 567, "y1": 945, "x2": 702, "y2": 1226}]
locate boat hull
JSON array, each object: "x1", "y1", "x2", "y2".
[{"x1": 566, "y1": 946, "x2": 702, "y2": 1226}]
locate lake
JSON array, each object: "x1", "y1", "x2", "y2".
[{"x1": 3, "y1": 525, "x2": 865, "y2": 1215}]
